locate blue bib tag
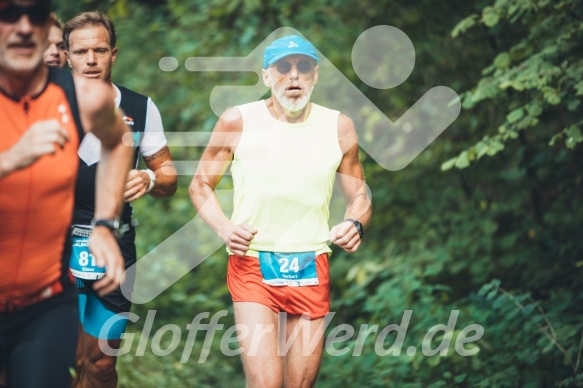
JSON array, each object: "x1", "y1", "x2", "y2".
[
  {"x1": 132, "y1": 132, "x2": 142, "y2": 147},
  {"x1": 258, "y1": 251, "x2": 319, "y2": 287},
  {"x1": 69, "y1": 236, "x2": 106, "y2": 280}
]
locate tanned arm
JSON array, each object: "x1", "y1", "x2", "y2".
[
  {"x1": 124, "y1": 146, "x2": 177, "y2": 202},
  {"x1": 329, "y1": 113, "x2": 372, "y2": 252},
  {"x1": 189, "y1": 107, "x2": 257, "y2": 256}
]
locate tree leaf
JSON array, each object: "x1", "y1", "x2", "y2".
[
  {"x1": 482, "y1": 6, "x2": 500, "y2": 27},
  {"x1": 494, "y1": 53, "x2": 511, "y2": 69},
  {"x1": 478, "y1": 283, "x2": 493, "y2": 296},
  {"x1": 567, "y1": 99, "x2": 581, "y2": 112},
  {"x1": 565, "y1": 125, "x2": 583, "y2": 149},
  {"x1": 507, "y1": 108, "x2": 524, "y2": 123},
  {"x1": 522, "y1": 303, "x2": 535, "y2": 316},
  {"x1": 454, "y1": 374, "x2": 468, "y2": 383},
  {"x1": 527, "y1": 103, "x2": 543, "y2": 117},
  {"x1": 441, "y1": 157, "x2": 457, "y2": 171},
  {"x1": 455, "y1": 151, "x2": 471, "y2": 169},
  {"x1": 486, "y1": 139, "x2": 505, "y2": 156},
  {"x1": 452, "y1": 14, "x2": 478, "y2": 37},
  {"x1": 549, "y1": 133, "x2": 563, "y2": 146},
  {"x1": 475, "y1": 141, "x2": 489, "y2": 159}
]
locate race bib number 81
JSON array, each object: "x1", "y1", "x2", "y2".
[
  {"x1": 258, "y1": 251, "x2": 319, "y2": 287},
  {"x1": 69, "y1": 237, "x2": 106, "y2": 280}
]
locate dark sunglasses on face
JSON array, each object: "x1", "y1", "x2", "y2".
[
  {"x1": 0, "y1": 2, "x2": 50, "y2": 25},
  {"x1": 275, "y1": 60, "x2": 314, "y2": 74}
]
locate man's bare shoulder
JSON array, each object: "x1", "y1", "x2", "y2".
[
  {"x1": 337, "y1": 113, "x2": 357, "y2": 154},
  {"x1": 215, "y1": 106, "x2": 243, "y2": 133},
  {"x1": 337, "y1": 113, "x2": 355, "y2": 135}
]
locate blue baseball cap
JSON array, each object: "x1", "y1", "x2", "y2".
[{"x1": 263, "y1": 35, "x2": 319, "y2": 69}]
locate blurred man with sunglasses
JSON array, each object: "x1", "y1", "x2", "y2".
[
  {"x1": 43, "y1": 12, "x2": 65, "y2": 67},
  {"x1": 190, "y1": 35, "x2": 371, "y2": 387},
  {"x1": 0, "y1": 1, "x2": 132, "y2": 386}
]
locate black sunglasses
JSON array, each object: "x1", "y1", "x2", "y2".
[
  {"x1": 275, "y1": 60, "x2": 315, "y2": 74},
  {"x1": 0, "y1": 2, "x2": 51, "y2": 25}
]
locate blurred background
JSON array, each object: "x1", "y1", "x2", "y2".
[{"x1": 56, "y1": 0, "x2": 583, "y2": 386}]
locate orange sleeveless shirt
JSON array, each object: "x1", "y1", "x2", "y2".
[{"x1": 0, "y1": 69, "x2": 80, "y2": 308}]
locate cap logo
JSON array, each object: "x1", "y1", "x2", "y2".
[{"x1": 288, "y1": 41, "x2": 299, "y2": 48}]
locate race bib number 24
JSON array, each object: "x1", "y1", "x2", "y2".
[{"x1": 258, "y1": 251, "x2": 319, "y2": 287}]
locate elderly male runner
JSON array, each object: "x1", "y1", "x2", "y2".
[
  {"x1": 42, "y1": 12, "x2": 64, "y2": 67},
  {"x1": 63, "y1": 11, "x2": 177, "y2": 388},
  {"x1": 190, "y1": 35, "x2": 371, "y2": 387},
  {"x1": 0, "y1": 0, "x2": 132, "y2": 386}
]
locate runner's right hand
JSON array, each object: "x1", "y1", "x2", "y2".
[
  {"x1": 123, "y1": 169, "x2": 150, "y2": 202},
  {"x1": 4, "y1": 120, "x2": 68, "y2": 171},
  {"x1": 222, "y1": 223, "x2": 257, "y2": 256}
]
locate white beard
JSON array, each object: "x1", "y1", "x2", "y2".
[
  {"x1": 274, "y1": 85, "x2": 313, "y2": 114},
  {"x1": 269, "y1": 73, "x2": 315, "y2": 115}
]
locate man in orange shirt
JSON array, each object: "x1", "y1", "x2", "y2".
[{"x1": 0, "y1": 0, "x2": 132, "y2": 386}]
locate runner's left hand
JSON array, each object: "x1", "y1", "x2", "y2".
[{"x1": 89, "y1": 226, "x2": 125, "y2": 296}]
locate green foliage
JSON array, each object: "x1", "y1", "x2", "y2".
[
  {"x1": 443, "y1": 0, "x2": 583, "y2": 170},
  {"x1": 56, "y1": 0, "x2": 583, "y2": 386}
]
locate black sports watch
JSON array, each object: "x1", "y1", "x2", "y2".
[
  {"x1": 345, "y1": 218, "x2": 364, "y2": 239},
  {"x1": 91, "y1": 217, "x2": 122, "y2": 237}
]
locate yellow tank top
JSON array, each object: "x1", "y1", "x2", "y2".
[{"x1": 230, "y1": 100, "x2": 342, "y2": 257}]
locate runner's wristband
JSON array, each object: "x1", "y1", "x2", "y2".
[
  {"x1": 91, "y1": 217, "x2": 122, "y2": 237},
  {"x1": 142, "y1": 169, "x2": 156, "y2": 192},
  {"x1": 345, "y1": 218, "x2": 364, "y2": 239}
]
